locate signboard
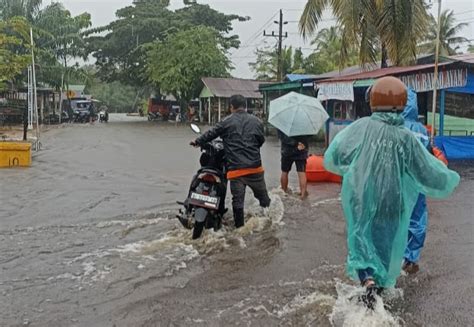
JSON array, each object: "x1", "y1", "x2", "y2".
[
  {"x1": 316, "y1": 82, "x2": 354, "y2": 102},
  {"x1": 67, "y1": 90, "x2": 76, "y2": 99},
  {"x1": 400, "y1": 68, "x2": 467, "y2": 92}
]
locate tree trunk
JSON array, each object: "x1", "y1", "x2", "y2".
[{"x1": 381, "y1": 43, "x2": 388, "y2": 68}]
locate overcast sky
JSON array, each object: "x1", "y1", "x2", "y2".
[{"x1": 60, "y1": 0, "x2": 474, "y2": 78}]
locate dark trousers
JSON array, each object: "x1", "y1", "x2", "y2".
[
  {"x1": 358, "y1": 267, "x2": 375, "y2": 284},
  {"x1": 230, "y1": 172, "x2": 271, "y2": 211}
]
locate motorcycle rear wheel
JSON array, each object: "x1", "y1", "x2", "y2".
[{"x1": 192, "y1": 221, "x2": 205, "y2": 239}]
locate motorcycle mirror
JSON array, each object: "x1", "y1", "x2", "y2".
[{"x1": 190, "y1": 124, "x2": 201, "y2": 134}]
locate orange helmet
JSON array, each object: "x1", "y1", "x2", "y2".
[{"x1": 369, "y1": 76, "x2": 407, "y2": 112}]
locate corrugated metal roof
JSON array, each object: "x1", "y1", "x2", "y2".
[
  {"x1": 201, "y1": 78, "x2": 271, "y2": 98},
  {"x1": 449, "y1": 53, "x2": 474, "y2": 64},
  {"x1": 315, "y1": 63, "x2": 383, "y2": 80},
  {"x1": 317, "y1": 62, "x2": 453, "y2": 83}
]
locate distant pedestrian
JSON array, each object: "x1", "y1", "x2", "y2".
[
  {"x1": 278, "y1": 130, "x2": 309, "y2": 200},
  {"x1": 88, "y1": 103, "x2": 95, "y2": 124}
]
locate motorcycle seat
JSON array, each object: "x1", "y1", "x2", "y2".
[{"x1": 198, "y1": 167, "x2": 223, "y2": 176}]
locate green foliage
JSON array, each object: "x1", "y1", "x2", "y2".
[
  {"x1": 0, "y1": 0, "x2": 43, "y2": 21},
  {"x1": 87, "y1": 1, "x2": 245, "y2": 88},
  {"x1": 85, "y1": 78, "x2": 138, "y2": 113},
  {"x1": 292, "y1": 48, "x2": 304, "y2": 73},
  {"x1": 147, "y1": 26, "x2": 230, "y2": 103},
  {"x1": 0, "y1": 17, "x2": 31, "y2": 89},
  {"x1": 34, "y1": 3, "x2": 91, "y2": 89},
  {"x1": 419, "y1": 10, "x2": 469, "y2": 56},
  {"x1": 299, "y1": 0, "x2": 430, "y2": 67},
  {"x1": 469, "y1": 44, "x2": 474, "y2": 54},
  {"x1": 250, "y1": 46, "x2": 306, "y2": 81},
  {"x1": 305, "y1": 26, "x2": 358, "y2": 73}
]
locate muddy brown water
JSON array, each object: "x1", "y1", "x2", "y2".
[{"x1": 0, "y1": 115, "x2": 472, "y2": 326}]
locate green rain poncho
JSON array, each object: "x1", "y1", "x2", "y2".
[{"x1": 324, "y1": 112, "x2": 460, "y2": 287}]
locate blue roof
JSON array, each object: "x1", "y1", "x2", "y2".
[{"x1": 285, "y1": 74, "x2": 319, "y2": 82}]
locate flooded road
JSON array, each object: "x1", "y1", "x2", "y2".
[{"x1": 1, "y1": 115, "x2": 472, "y2": 326}]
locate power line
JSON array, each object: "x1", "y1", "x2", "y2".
[
  {"x1": 231, "y1": 38, "x2": 272, "y2": 61},
  {"x1": 453, "y1": 9, "x2": 474, "y2": 16},
  {"x1": 231, "y1": 11, "x2": 278, "y2": 55},
  {"x1": 457, "y1": 18, "x2": 474, "y2": 23},
  {"x1": 263, "y1": 9, "x2": 287, "y2": 81},
  {"x1": 286, "y1": 17, "x2": 337, "y2": 23}
]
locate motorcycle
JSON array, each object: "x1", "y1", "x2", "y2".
[
  {"x1": 147, "y1": 111, "x2": 161, "y2": 121},
  {"x1": 177, "y1": 124, "x2": 227, "y2": 239},
  {"x1": 73, "y1": 109, "x2": 90, "y2": 123},
  {"x1": 99, "y1": 110, "x2": 109, "y2": 123},
  {"x1": 148, "y1": 110, "x2": 169, "y2": 122}
]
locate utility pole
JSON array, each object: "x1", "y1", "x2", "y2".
[
  {"x1": 263, "y1": 9, "x2": 288, "y2": 82},
  {"x1": 430, "y1": 0, "x2": 443, "y2": 144}
]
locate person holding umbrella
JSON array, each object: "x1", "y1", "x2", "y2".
[
  {"x1": 278, "y1": 130, "x2": 310, "y2": 199},
  {"x1": 268, "y1": 92, "x2": 329, "y2": 199}
]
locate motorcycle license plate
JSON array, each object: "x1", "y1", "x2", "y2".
[{"x1": 189, "y1": 193, "x2": 219, "y2": 209}]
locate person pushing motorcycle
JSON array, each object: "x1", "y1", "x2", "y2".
[{"x1": 190, "y1": 94, "x2": 271, "y2": 229}]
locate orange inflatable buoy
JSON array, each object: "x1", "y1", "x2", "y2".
[
  {"x1": 306, "y1": 155, "x2": 342, "y2": 183},
  {"x1": 425, "y1": 124, "x2": 435, "y2": 136},
  {"x1": 432, "y1": 146, "x2": 448, "y2": 166}
]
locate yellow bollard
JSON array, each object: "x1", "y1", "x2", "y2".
[{"x1": 0, "y1": 142, "x2": 32, "y2": 168}]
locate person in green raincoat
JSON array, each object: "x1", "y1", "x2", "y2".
[{"x1": 324, "y1": 77, "x2": 460, "y2": 295}]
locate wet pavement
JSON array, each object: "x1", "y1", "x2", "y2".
[{"x1": 0, "y1": 114, "x2": 472, "y2": 326}]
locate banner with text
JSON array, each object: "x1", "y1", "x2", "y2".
[
  {"x1": 400, "y1": 68, "x2": 467, "y2": 92},
  {"x1": 317, "y1": 82, "x2": 354, "y2": 102}
]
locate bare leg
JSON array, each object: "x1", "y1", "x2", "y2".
[
  {"x1": 298, "y1": 172, "x2": 308, "y2": 199},
  {"x1": 280, "y1": 172, "x2": 289, "y2": 193}
]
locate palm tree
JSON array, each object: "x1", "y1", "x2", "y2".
[
  {"x1": 250, "y1": 46, "x2": 304, "y2": 81},
  {"x1": 299, "y1": 0, "x2": 429, "y2": 68},
  {"x1": 310, "y1": 26, "x2": 358, "y2": 71},
  {"x1": 419, "y1": 10, "x2": 469, "y2": 56},
  {"x1": 0, "y1": 0, "x2": 43, "y2": 21}
]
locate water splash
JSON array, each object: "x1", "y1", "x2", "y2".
[
  {"x1": 329, "y1": 281, "x2": 403, "y2": 327},
  {"x1": 311, "y1": 197, "x2": 341, "y2": 208},
  {"x1": 276, "y1": 291, "x2": 335, "y2": 318}
]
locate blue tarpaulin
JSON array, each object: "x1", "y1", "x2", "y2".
[
  {"x1": 435, "y1": 136, "x2": 474, "y2": 160},
  {"x1": 447, "y1": 72, "x2": 474, "y2": 94},
  {"x1": 285, "y1": 74, "x2": 319, "y2": 82}
]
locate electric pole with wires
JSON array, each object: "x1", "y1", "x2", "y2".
[{"x1": 263, "y1": 9, "x2": 288, "y2": 82}]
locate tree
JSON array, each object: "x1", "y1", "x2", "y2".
[
  {"x1": 84, "y1": 67, "x2": 138, "y2": 113},
  {"x1": 34, "y1": 3, "x2": 91, "y2": 90},
  {"x1": 292, "y1": 48, "x2": 305, "y2": 73},
  {"x1": 469, "y1": 44, "x2": 474, "y2": 54},
  {"x1": 147, "y1": 26, "x2": 230, "y2": 107},
  {"x1": 299, "y1": 0, "x2": 429, "y2": 68},
  {"x1": 87, "y1": 1, "x2": 245, "y2": 88},
  {"x1": 249, "y1": 46, "x2": 305, "y2": 81},
  {"x1": 306, "y1": 26, "x2": 359, "y2": 73},
  {"x1": 419, "y1": 10, "x2": 469, "y2": 56},
  {"x1": 0, "y1": 0, "x2": 42, "y2": 21},
  {"x1": 0, "y1": 17, "x2": 31, "y2": 90}
]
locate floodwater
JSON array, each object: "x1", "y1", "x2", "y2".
[{"x1": 1, "y1": 115, "x2": 472, "y2": 327}]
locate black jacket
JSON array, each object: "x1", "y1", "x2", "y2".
[
  {"x1": 278, "y1": 130, "x2": 309, "y2": 160},
  {"x1": 196, "y1": 110, "x2": 265, "y2": 171}
]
